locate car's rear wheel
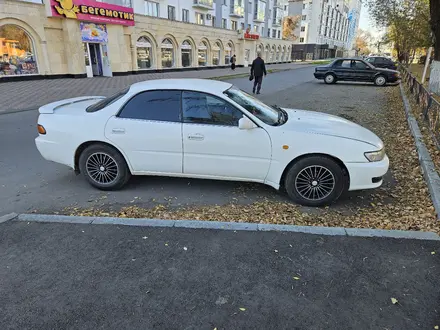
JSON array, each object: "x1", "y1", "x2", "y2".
[
  {"x1": 374, "y1": 75, "x2": 387, "y2": 86},
  {"x1": 324, "y1": 73, "x2": 336, "y2": 84},
  {"x1": 284, "y1": 156, "x2": 346, "y2": 207},
  {"x1": 79, "y1": 144, "x2": 131, "y2": 190}
]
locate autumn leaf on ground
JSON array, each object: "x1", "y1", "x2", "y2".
[
  {"x1": 293, "y1": 277, "x2": 300, "y2": 280},
  {"x1": 391, "y1": 297, "x2": 398, "y2": 305},
  {"x1": 434, "y1": 325, "x2": 439, "y2": 330},
  {"x1": 239, "y1": 307, "x2": 246, "y2": 311},
  {"x1": 431, "y1": 251, "x2": 436, "y2": 255}
]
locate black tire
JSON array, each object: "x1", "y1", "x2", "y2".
[
  {"x1": 79, "y1": 144, "x2": 131, "y2": 190},
  {"x1": 324, "y1": 73, "x2": 336, "y2": 84},
  {"x1": 284, "y1": 156, "x2": 346, "y2": 207},
  {"x1": 374, "y1": 74, "x2": 387, "y2": 86}
]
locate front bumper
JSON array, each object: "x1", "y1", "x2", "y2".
[{"x1": 346, "y1": 155, "x2": 389, "y2": 191}]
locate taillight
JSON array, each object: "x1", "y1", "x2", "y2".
[{"x1": 37, "y1": 124, "x2": 46, "y2": 135}]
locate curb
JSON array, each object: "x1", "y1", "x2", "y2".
[
  {"x1": 14, "y1": 213, "x2": 440, "y2": 241},
  {"x1": 0, "y1": 213, "x2": 18, "y2": 223},
  {"x1": 399, "y1": 83, "x2": 440, "y2": 220}
]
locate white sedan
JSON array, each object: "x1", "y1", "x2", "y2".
[{"x1": 35, "y1": 79, "x2": 389, "y2": 206}]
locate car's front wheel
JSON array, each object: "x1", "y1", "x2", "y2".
[
  {"x1": 374, "y1": 75, "x2": 387, "y2": 86},
  {"x1": 284, "y1": 156, "x2": 346, "y2": 207},
  {"x1": 324, "y1": 73, "x2": 336, "y2": 84},
  {"x1": 79, "y1": 144, "x2": 131, "y2": 190}
]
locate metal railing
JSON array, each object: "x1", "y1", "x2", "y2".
[{"x1": 401, "y1": 66, "x2": 440, "y2": 146}]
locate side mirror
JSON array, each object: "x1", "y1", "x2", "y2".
[{"x1": 239, "y1": 116, "x2": 257, "y2": 130}]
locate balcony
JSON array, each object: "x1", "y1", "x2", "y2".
[
  {"x1": 272, "y1": 18, "x2": 282, "y2": 26},
  {"x1": 230, "y1": 1, "x2": 245, "y2": 17},
  {"x1": 193, "y1": 0, "x2": 213, "y2": 10}
]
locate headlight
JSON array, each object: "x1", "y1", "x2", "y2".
[{"x1": 364, "y1": 149, "x2": 385, "y2": 162}]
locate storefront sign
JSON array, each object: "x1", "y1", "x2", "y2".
[
  {"x1": 80, "y1": 22, "x2": 108, "y2": 42},
  {"x1": 243, "y1": 28, "x2": 259, "y2": 40},
  {"x1": 50, "y1": 0, "x2": 135, "y2": 26}
]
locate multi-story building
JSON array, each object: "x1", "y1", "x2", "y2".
[
  {"x1": 0, "y1": 0, "x2": 293, "y2": 80},
  {"x1": 289, "y1": 0, "x2": 362, "y2": 60}
]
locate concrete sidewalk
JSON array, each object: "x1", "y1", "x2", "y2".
[
  {"x1": 1, "y1": 219, "x2": 439, "y2": 329},
  {"x1": 0, "y1": 62, "x2": 306, "y2": 114}
]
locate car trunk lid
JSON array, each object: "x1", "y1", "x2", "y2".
[{"x1": 38, "y1": 96, "x2": 106, "y2": 115}]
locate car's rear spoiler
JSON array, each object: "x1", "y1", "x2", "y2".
[{"x1": 38, "y1": 96, "x2": 106, "y2": 114}]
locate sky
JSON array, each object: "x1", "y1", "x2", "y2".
[{"x1": 359, "y1": 4, "x2": 382, "y2": 38}]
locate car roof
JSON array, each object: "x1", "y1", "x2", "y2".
[
  {"x1": 333, "y1": 58, "x2": 366, "y2": 61},
  {"x1": 129, "y1": 78, "x2": 233, "y2": 94}
]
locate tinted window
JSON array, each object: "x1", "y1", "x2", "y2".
[
  {"x1": 375, "y1": 57, "x2": 385, "y2": 64},
  {"x1": 86, "y1": 87, "x2": 129, "y2": 112},
  {"x1": 182, "y1": 91, "x2": 243, "y2": 126},
  {"x1": 118, "y1": 90, "x2": 181, "y2": 122},
  {"x1": 354, "y1": 61, "x2": 367, "y2": 69},
  {"x1": 335, "y1": 60, "x2": 351, "y2": 68},
  {"x1": 365, "y1": 57, "x2": 375, "y2": 63}
]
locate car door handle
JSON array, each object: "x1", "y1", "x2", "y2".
[
  {"x1": 112, "y1": 128, "x2": 125, "y2": 134},
  {"x1": 188, "y1": 134, "x2": 204, "y2": 141}
]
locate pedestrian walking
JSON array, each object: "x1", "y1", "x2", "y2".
[
  {"x1": 250, "y1": 52, "x2": 267, "y2": 94},
  {"x1": 230, "y1": 54, "x2": 236, "y2": 70}
]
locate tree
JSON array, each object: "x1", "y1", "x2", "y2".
[
  {"x1": 355, "y1": 29, "x2": 372, "y2": 55},
  {"x1": 365, "y1": 0, "x2": 431, "y2": 63},
  {"x1": 282, "y1": 15, "x2": 301, "y2": 41}
]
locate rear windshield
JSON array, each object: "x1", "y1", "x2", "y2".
[{"x1": 86, "y1": 87, "x2": 129, "y2": 113}]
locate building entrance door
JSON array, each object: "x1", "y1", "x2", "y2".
[{"x1": 83, "y1": 42, "x2": 112, "y2": 78}]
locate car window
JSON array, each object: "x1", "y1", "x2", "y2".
[
  {"x1": 341, "y1": 60, "x2": 351, "y2": 68},
  {"x1": 365, "y1": 57, "x2": 375, "y2": 63},
  {"x1": 353, "y1": 61, "x2": 367, "y2": 69},
  {"x1": 86, "y1": 87, "x2": 129, "y2": 113},
  {"x1": 118, "y1": 90, "x2": 181, "y2": 122},
  {"x1": 375, "y1": 57, "x2": 385, "y2": 64},
  {"x1": 182, "y1": 91, "x2": 243, "y2": 126}
]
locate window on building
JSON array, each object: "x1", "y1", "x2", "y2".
[
  {"x1": 182, "y1": 92, "x2": 243, "y2": 126},
  {"x1": 181, "y1": 40, "x2": 192, "y2": 67},
  {"x1": 212, "y1": 16, "x2": 216, "y2": 27},
  {"x1": 196, "y1": 12, "x2": 205, "y2": 25},
  {"x1": 161, "y1": 38, "x2": 174, "y2": 68},
  {"x1": 222, "y1": 18, "x2": 227, "y2": 29},
  {"x1": 225, "y1": 42, "x2": 233, "y2": 64},
  {"x1": 168, "y1": 6, "x2": 176, "y2": 20},
  {"x1": 0, "y1": 24, "x2": 39, "y2": 76},
  {"x1": 300, "y1": 37, "x2": 304, "y2": 42},
  {"x1": 144, "y1": 1, "x2": 159, "y2": 17},
  {"x1": 182, "y1": 9, "x2": 189, "y2": 22},
  {"x1": 198, "y1": 41, "x2": 208, "y2": 66},
  {"x1": 301, "y1": 26, "x2": 305, "y2": 32},
  {"x1": 302, "y1": 15, "x2": 307, "y2": 20},
  {"x1": 241, "y1": 22, "x2": 245, "y2": 30},
  {"x1": 261, "y1": 27, "x2": 264, "y2": 36},
  {"x1": 303, "y1": 3, "x2": 306, "y2": 9},
  {"x1": 277, "y1": 30, "x2": 280, "y2": 38},
  {"x1": 254, "y1": 25, "x2": 258, "y2": 33},
  {"x1": 213, "y1": 42, "x2": 221, "y2": 65},
  {"x1": 267, "y1": 28, "x2": 270, "y2": 37},
  {"x1": 136, "y1": 36, "x2": 153, "y2": 70},
  {"x1": 272, "y1": 29, "x2": 276, "y2": 38},
  {"x1": 119, "y1": 91, "x2": 181, "y2": 122},
  {"x1": 231, "y1": 20, "x2": 237, "y2": 30}
]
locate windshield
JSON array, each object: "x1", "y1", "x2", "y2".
[
  {"x1": 86, "y1": 87, "x2": 129, "y2": 113},
  {"x1": 224, "y1": 87, "x2": 279, "y2": 126}
]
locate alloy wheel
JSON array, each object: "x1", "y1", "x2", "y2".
[
  {"x1": 86, "y1": 152, "x2": 119, "y2": 185},
  {"x1": 294, "y1": 165, "x2": 335, "y2": 201}
]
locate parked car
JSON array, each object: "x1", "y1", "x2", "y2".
[
  {"x1": 365, "y1": 56, "x2": 398, "y2": 70},
  {"x1": 35, "y1": 79, "x2": 389, "y2": 207},
  {"x1": 314, "y1": 58, "x2": 400, "y2": 86}
]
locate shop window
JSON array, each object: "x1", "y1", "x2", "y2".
[
  {"x1": 0, "y1": 25, "x2": 38, "y2": 76},
  {"x1": 212, "y1": 42, "x2": 221, "y2": 66},
  {"x1": 198, "y1": 41, "x2": 208, "y2": 66},
  {"x1": 181, "y1": 40, "x2": 192, "y2": 67},
  {"x1": 161, "y1": 38, "x2": 174, "y2": 68},
  {"x1": 136, "y1": 36, "x2": 153, "y2": 69},
  {"x1": 224, "y1": 42, "x2": 233, "y2": 65}
]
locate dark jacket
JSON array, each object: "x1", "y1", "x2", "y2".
[{"x1": 251, "y1": 57, "x2": 267, "y2": 77}]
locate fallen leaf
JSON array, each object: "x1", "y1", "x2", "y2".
[
  {"x1": 434, "y1": 325, "x2": 439, "y2": 330},
  {"x1": 142, "y1": 236, "x2": 148, "y2": 240},
  {"x1": 165, "y1": 243, "x2": 169, "y2": 246},
  {"x1": 293, "y1": 277, "x2": 300, "y2": 280},
  {"x1": 391, "y1": 297, "x2": 398, "y2": 305},
  {"x1": 431, "y1": 251, "x2": 436, "y2": 255},
  {"x1": 183, "y1": 247, "x2": 188, "y2": 251},
  {"x1": 239, "y1": 307, "x2": 246, "y2": 311},
  {"x1": 274, "y1": 250, "x2": 278, "y2": 253}
]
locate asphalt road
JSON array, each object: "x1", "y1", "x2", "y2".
[
  {"x1": 0, "y1": 67, "x2": 391, "y2": 216},
  {"x1": 1, "y1": 220, "x2": 439, "y2": 329}
]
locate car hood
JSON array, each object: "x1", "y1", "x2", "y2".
[
  {"x1": 375, "y1": 67, "x2": 399, "y2": 74},
  {"x1": 282, "y1": 108, "x2": 384, "y2": 149}
]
